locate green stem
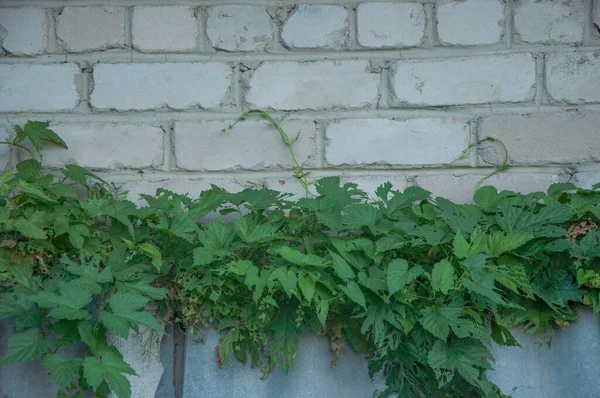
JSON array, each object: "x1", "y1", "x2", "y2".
[
  {"x1": 459, "y1": 137, "x2": 510, "y2": 190},
  {"x1": 224, "y1": 109, "x2": 312, "y2": 197},
  {"x1": 0, "y1": 141, "x2": 36, "y2": 161}
]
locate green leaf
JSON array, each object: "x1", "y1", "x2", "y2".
[
  {"x1": 275, "y1": 246, "x2": 327, "y2": 267},
  {"x1": 227, "y1": 260, "x2": 254, "y2": 276},
  {"x1": 83, "y1": 350, "x2": 136, "y2": 398},
  {"x1": 340, "y1": 281, "x2": 367, "y2": 309},
  {"x1": 387, "y1": 186, "x2": 431, "y2": 215},
  {"x1": 329, "y1": 250, "x2": 356, "y2": 280},
  {"x1": 77, "y1": 321, "x2": 107, "y2": 356},
  {"x1": 452, "y1": 232, "x2": 469, "y2": 259},
  {"x1": 14, "y1": 121, "x2": 67, "y2": 152},
  {"x1": 431, "y1": 259, "x2": 454, "y2": 295},
  {"x1": 419, "y1": 301, "x2": 484, "y2": 341},
  {"x1": 42, "y1": 354, "x2": 82, "y2": 388},
  {"x1": 298, "y1": 273, "x2": 316, "y2": 303},
  {"x1": 387, "y1": 259, "x2": 422, "y2": 296},
  {"x1": 98, "y1": 293, "x2": 163, "y2": 338},
  {"x1": 139, "y1": 243, "x2": 162, "y2": 272},
  {"x1": 273, "y1": 267, "x2": 297, "y2": 297},
  {"x1": 428, "y1": 340, "x2": 495, "y2": 392},
  {"x1": 316, "y1": 298, "x2": 329, "y2": 327},
  {"x1": 2, "y1": 328, "x2": 48, "y2": 363},
  {"x1": 341, "y1": 204, "x2": 380, "y2": 229},
  {"x1": 269, "y1": 305, "x2": 300, "y2": 375},
  {"x1": 485, "y1": 231, "x2": 534, "y2": 257},
  {"x1": 116, "y1": 275, "x2": 169, "y2": 300},
  {"x1": 14, "y1": 218, "x2": 47, "y2": 239},
  {"x1": 33, "y1": 284, "x2": 93, "y2": 320},
  {"x1": 61, "y1": 164, "x2": 109, "y2": 188},
  {"x1": 234, "y1": 215, "x2": 282, "y2": 243},
  {"x1": 491, "y1": 319, "x2": 520, "y2": 347}
]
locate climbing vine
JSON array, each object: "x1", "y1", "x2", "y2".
[{"x1": 1, "y1": 117, "x2": 599, "y2": 398}]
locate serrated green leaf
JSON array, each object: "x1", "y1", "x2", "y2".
[
  {"x1": 77, "y1": 321, "x2": 107, "y2": 356},
  {"x1": 269, "y1": 305, "x2": 299, "y2": 375},
  {"x1": 14, "y1": 121, "x2": 67, "y2": 151},
  {"x1": 341, "y1": 204, "x2": 380, "y2": 229},
  {"x1": 329, "y1": 250, "x2": 355, "y2": 280},
  {"x1": 14, "y1": 218, "x2": 47, "y2": 239},
  {"x1": 490, "y1": 319, "x2": 520, "y2": 347},
  {"x1": 139, "y1": 243, "x2": 162, "y2": 272},
  {"x1": 33, "y1": 284, "x2": 93, "y2": 320},
  {"x1": 340, "y1": 281, "x2": 366, "y2": 309},
  {"x1": 227, "y1": 260, "x2": 254, "y2": 276},
  {"x1": 387, "y1": 186, "x2": 431, "y2": 215},
  {"x1": 275, "y1": 246, "x2": 327, "y2": 267},
  {"x1": 83, "y1": 350, "x2": 136, "y2": 398},
  {"x1": 453, "y1": 232, "x2": 469, "y2": 259},
  {"x1": 298, "y1": 273, "x2": 315, "y2": 303},
  {"x1": 116, "y1": 275, "x2": 168, "y2": 300},
  {"x1": 98, "y1": 293, "x2": 163, "y2": 338},
  {"x1": 3, "y1": 328, "x2": 48, "y2": 363},
  {"x1": 485, "y1": 231, "x2": 534, "y2": 257},
  {"x1": 431, "y1": 259, "x2": 454, "y2": 295},
  {"x1": 42, "y1": 354, "x2": 82, "y2": 388},
  {"x1": 273, "y1": 267, "x2": 297, "y2": 297},
  {"x1": 316, "y1": 298, "x2": 329, "y2": 327},
  {"x1": 387, "y1": 259, "x2": 422, "y2": 296}
]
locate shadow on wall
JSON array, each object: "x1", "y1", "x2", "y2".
[{"x1": 2, "y1": 311, "x2": 600, "y2": 398}]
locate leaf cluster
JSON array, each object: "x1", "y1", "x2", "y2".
[{"x1": 1, "y1": 122, "x2": 600, "y2": 398}]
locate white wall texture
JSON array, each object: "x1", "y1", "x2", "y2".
[
  {"x1": 1, "y1": 0, "x2": 600, "y2": 202},
  {"x1": 1, "y1": 2, "x2": 600, "y2": 397}
]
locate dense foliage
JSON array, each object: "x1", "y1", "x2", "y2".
[{"x1": 1, "y1": 120, "x2": 599, "y2": 397}]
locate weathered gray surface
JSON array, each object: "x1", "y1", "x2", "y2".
[
  {"x1": 0, "y1": 320, "x2": 175, "y2": 398},
  {"x1": 489, "y1": 309, "x2": 600, "y2": 398},
  {"x1": 3, "y1": 313, "x2": 600, "y2": 397},
  {"x1": 155, "y1": 324, "x2": 176, "y2": 398},
  {"x1": 183, "y1": 330, "x2": 385, "y2": 398},
  {"x1": 0, "y1": 320, "x2": 85, "y2": 398},
  {"x1": 107, "y1": 327, "x2": 165, "y2": 398}
]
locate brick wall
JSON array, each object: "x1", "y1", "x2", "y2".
[{"x1": 1, "y1": 0, "x2": 600, "y2": 203}]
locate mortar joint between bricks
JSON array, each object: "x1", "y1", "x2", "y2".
[
  {"x1": 266, "y1": 5, "x2": 293, "y2": 52},
  {"x1": 504, "y1": 0, "x2": 514, "y2": 49},
  {"x1": 534, "y1": 53, "x2": 547, "y2": 105},
  {"x1": 194, "y1": 6, "x2": 211, "y2": 53},
  {"x1": 423, "y1": 2, "x2": 438, "y2": 48}
]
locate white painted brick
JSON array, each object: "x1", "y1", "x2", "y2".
[
  {"x1": 122, "y1": 178, "x2": 249, "y2": 207},
  {"x1": 91, "y1": 63, "x2": 232, "y2": 111},
  {"x1": 57, "y1": 7, "x2": 125, "y2": 52},
  {"x1": 514, "y1": 0, "x2": 584, "y2": 44},
  {"x1": 0, "y1": 7, "x2": 47, "y2": 55},
  {"x1": 206, "y1": 6, "x2": 273, "y2": 52},
  {"x1": 546, "y1": 52, "x2": 600, "y2": 104},
  {"x1": 573, "y1": 172, "x2": 600, "y2": 190},
  {"x1": 0, "y1": 64, "x2": 79, "y2": 112},
  {"x1": 415, "y1": 172, "x2": 565, "y2": 203},
  {"x1": 281, "y1": 5, "x2": 348, "y2": 49},
  {"x1": 596, "y1": 2, "x2": 600, "y2": 34},
  {"x1": 325, "y1": 119, "x2": 468, "y2": 166},
  {"x1": 357, "y1": 3, "x2": 425, "y2": 48},
  {"x1": 37, "y1": 123, "x2": 163, "y2": 170},
  {"x1": 436, "y1": 0, "x2": 504, "y2": 46},
  {"x1": 265, "y1": 174, "x2": 410, "y2": 200},
  {"x1": 247, "y1": 61, "x2": 379, "y2": 110},
  {"x1": 0, "y1": 126, "x2": 10, "y2": 170},
  {"x1": 174, "y1": 120, "x2": 317, "y2": 171},
  {"x1": 479, "y1": 112, "x2": 600, "y2": 165},
  {"x1": 132, "y1": 6, "x2": 197, "y2": 52},
  {"x1": 391, "y1": 54, "x2": 536, "y2": 106}
]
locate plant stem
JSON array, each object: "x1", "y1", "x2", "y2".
[{"x1": 224, "y1": 109, "x2": 312, "y2": 197}]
